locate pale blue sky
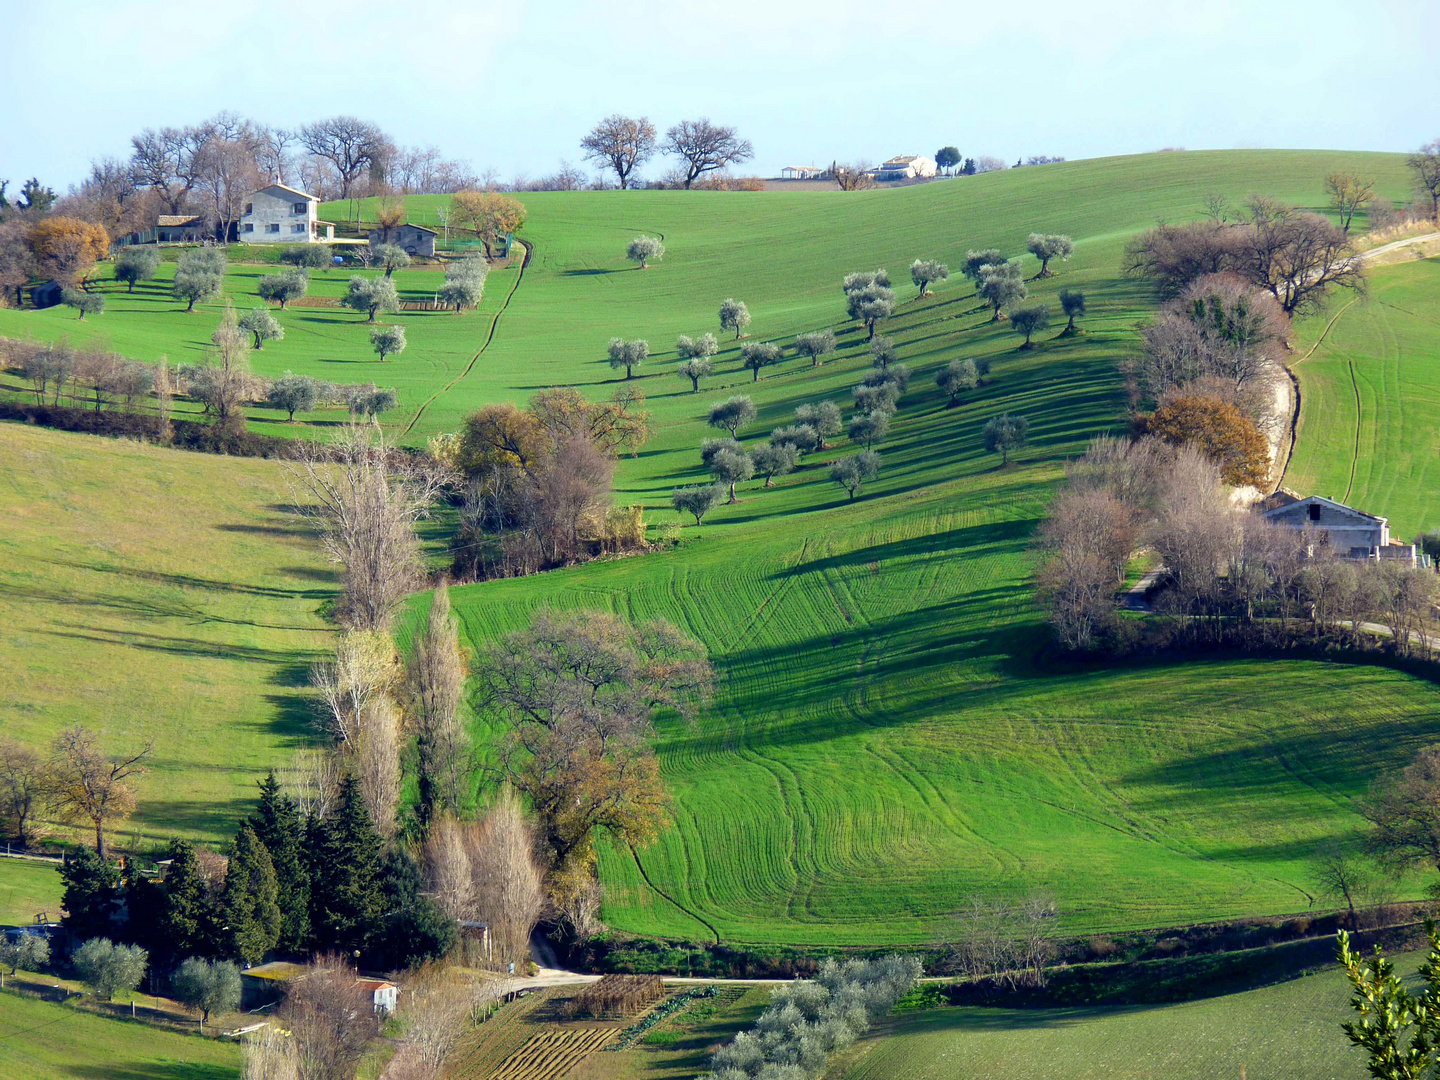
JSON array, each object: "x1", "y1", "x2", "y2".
[{"x1": 2, "y1": 0, "x2": 1436, "y2": 190}]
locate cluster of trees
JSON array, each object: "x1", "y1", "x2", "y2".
[
  {"x1": 1036, "y1": 436, "x2": 1438, "y2": 654},
  {"x1": 947, "y1": 896, "x2": 1058, "y2": 989},
  {"x1": 581, "y1": 115, "x2": 753, "y2": 189},
  {"x1": 450, "y1": 387, "x2": 651, "y2": 578},
  {"x1": 705, "y1": 956, "x2": 922, "y2": 1080}
]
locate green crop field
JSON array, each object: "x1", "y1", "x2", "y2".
[
  {"x1": 0, "y1": 860, "x2": 64, "y2": 926},
  {"x1": 832, "y1": 960, "x2": 1387, "y2": 1080},
  {"x1": 1285, "y1": 256, "x2": 1440, "y2": 538},
  {"x1": 2, "y1": 150, "x2": 1435, "y2": 946},
  {"x1": 0, "y1": 422, "x2": 332, "y2": 846},
  {"x1": 0, "y1": 989, "x2": 239, "y2": 1079}
]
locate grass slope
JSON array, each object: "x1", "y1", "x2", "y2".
[
  {"x1": 0, "y1": 860, "x2": 64, "y2": 926},
  {"x1": 1286, "y1": 256, "x2": 1440, "y2": 537},
  {"x1": 833, "y1": 962, "x2": 1379, "y2": 1080},
  {"x1": 0, "y1": 989, "x2": 239, "y2": 1080},
  {"x1": 0, "y1": 423, "x2": 331, "y2": 845}
]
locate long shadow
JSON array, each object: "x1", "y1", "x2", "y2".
[
  {"x1": 560, "y1": 268, "x2": 620, "y2": 277},
  {"x1": 40, "y1": 626, "x2": 327, "y2": 665}
]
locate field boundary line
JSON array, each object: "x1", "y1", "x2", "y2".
[
  {"x1": 1343, "y1": 358, "x2": 1361, "y2": 503},
  {"x1": 1276, "y1": 297, "x2": 1357, "y2": 490},
  {"x1": 402, "y1": 238, "x2": 534, "y2": 437},
  {"x1": 627, "y1": 843, "x2": 721, "y2": 944}
]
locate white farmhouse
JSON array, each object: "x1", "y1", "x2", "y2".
[
  {"x1": 874, "y1": 155, "x2": 939, "y2": 181},
  {"x1": 240, "y1": 183, "x2": 336, "y2": 243},
  {"x1": 1260, "y1": 493, "x2": 1418, "y2": 563}
]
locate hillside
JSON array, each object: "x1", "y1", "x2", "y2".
[{"x1": 0, "y1": 150, "x2": 1433, "y2": 946}]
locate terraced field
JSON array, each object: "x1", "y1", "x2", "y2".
[{"x1": 1286, "y1": 256, "x2": 1440, "y2": 538}]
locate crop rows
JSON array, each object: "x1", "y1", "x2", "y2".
[{"x1": 475, "y1": 1029, "x2": 618, "y2": 1080}]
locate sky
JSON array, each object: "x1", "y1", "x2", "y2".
[{"x1": 2, "y1": 0, "x2": 1436, "y2": 191}]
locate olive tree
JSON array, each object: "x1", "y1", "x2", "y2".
[
  {"x1": 61, "y1": 288, "x2": 104, "y2": 320},
  {"x1": 171, "y1": 957, "x2": 241, "y2": 1030},
  {"x1": 627, "y1": 235, "x2": 664, "y2": 269},
  {"x1": 239, "y1": 307, "x2": 283, "y2": 349},
  {"x1": 977, "y1": 261, "x2": 1027, "y2": 320},
  {"x1": 113, "y1": 246, "x2": 160, "y2": 292},
  {"x1": 267, "y1": 373, "x2": 318, "y2": 421},
  {"x1": 173, "y1": 257, "x2": 223, "y2": 312},
  {"x1": 281, "y1": 244, "x2": 333, "y2": 272},
  {"x1": 438, "y1": 256, "x2": 487, "y2": 312},
  {"x1": 1009, "y1": 303, "x2": 1050, "y2": 347},
  {"x1": 678, "y1": 357, "x2": 712, "y2": 392},
  {"x1": 830, "y1": 451, "x2": 881, "y2": 500},
  {"x1": 984, "y1": 413, "x2": 1029, "y2": 464},
  {"x1": 795, "y1": 401, "x2": 842, "y2": 448},
  {"x1": 962, "y1": 249, "x2": 1005, "y2": 285},
  {"x1": 342, "y1": 275, "x2": 399, "y2": 321},
  {"x1": 719, "y1": 297, "x2": 751, "y2": 339},
  {"x1": 672, "y1": 484, "x2": 723, "y2": 524},
  {"x1": 1026, "y1": 233, "x2": 1073, "y2": 277},
  {"x1": 770, "y1": 424, "x2": 820, "y2": 454},
  {"x1": 740, "y1": 341, "x2": 781, "y2": 381},
  {"x1": 1058, "y1": 288, "x2": 1086, "y2": 333},
  {"x1": 0, "y1": 932, "x2": 49, "y2": 976},
  {"x1": 707, "y1": 394, "x2": 756, "y2": 437},
  {"x1": 374, "y1": 243, "x2": 411, "y2": 278},
  {"x1": 370, "y1": 323, "x2": 407, "y2": 362},
  {"x1": 700, "y1": 437, "x2": 744, "y2": 466},
  {"x1": 676, "y1": 332, "x2": 719, "y2": 368},
  {"x1": 848, "y1": 409, "x2": 891, "y2": 449},
  {"x1": 870, "y1": 335, "x2": 897, "y2": 370},
  {"x1": 750, "y1": 442, "x2": 798, "y2": 487},
  {"x1": 846, "y1": 282, "x2": 895, "y2": 339},
  {"x1": 936, "y1": 358, "x2": 979, "y2": 406},
  {"x1": 910, "y1": 259, "x2": 948, "y2": 298},
  {"x1": 794, "y1": 329, "x2": 837, "y2": 367},
  {"x1": 257, "y1": 268, "x2": 308, "y2": 309},
  {"x1": 72, "y1": 937, "x2": 147, "y2": 1001},
  {"x1": 608, "y1": 337, "x2": 649, "y2": 379},
  {"x1": 709, "y1": 448, "x2": 754, "y2": 503}
]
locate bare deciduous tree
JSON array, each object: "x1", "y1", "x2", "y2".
[
  {"x1": 46, "y1": 727, "x2": 150, "y2": 859},
  {"x1": 663, "y1": 120, "x2": 754, "y2": 189},
  {"x1": 0, "y1": 740, "x2": 47, "y2": 847},
  {"x1": 281, "y1": 956, "x2": 382, "y2": 1080},
  {"x1": 299, "y1": 117, "x2": 390, "y2": 201},
  {"x1": 581, "y1": 115, "x2": 657, "y2": 189},
  {"x1": 1408, "y1": 140, "x2": 1440, "y2": 222},
  {"x1": 408, "y1": 584, "x2": 470, "y2": 825},
  {"x1": 1324, "y1": 171, "x2": 1377, "y2": 234}
]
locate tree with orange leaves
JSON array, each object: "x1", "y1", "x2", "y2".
[
  {"x1": 27, "y1": 217, "x2": 110, "y2": 285},
  {"x1": 450, "y1": 191, "x2": 526, "y2": 259},
  {"x1": 1146, "y1": 394, "x2": 1271, "y2": 488}
]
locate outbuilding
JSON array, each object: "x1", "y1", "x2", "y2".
[
  {"x1": 366, "y1": 223, "x2": 437, "y2": 258},
  {"x1": 1260, "y1": 493, "x2": 1418, "y2": 563}
]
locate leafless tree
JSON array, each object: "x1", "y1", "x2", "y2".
[
  {"x1": 282, "y1": 749, "x2": 343, "y2": 823},
  {"x1": 130, "y1": 124, "x2": 211, "y2": 214},
  {"x1": 45, "y1": 726, "x2": 150, "y2": 858},
  {"x1": 1372, "y1": 562, "x2": 1438, "y2": 660},
  {"x1": 581, "y1": 115, "x2": 657, "y2": 189},
  {"x1": 0, "y1": 741, "x2": 48, "y2": 848},
  {"x1": 386, "y1": 964, "x2": 494, "y2": 1080},
  {"x1": 1147, "y1": 448, "x2": 1236, "y2": 638},
  {"x1": 1034, "y1": 489, "x2": 1136, "y2": 650},
  {"x1": 1312, "y1": 844, "x2": 1371, "y2": 928},
  {"x1": 408, "y1": 584, "x2": 470, "y2": 821},
  {"x1": 299, "y1": 117, "x2": 390, "y2": 200},
  {"x1": 256, "y1": 127, "x2": 297, "y2": 185},
  {"x1": 281, "y1": 956, "x2": 382, "y2": 1080},
  {"x1": 1409, "y1": 140, "x2": 1440, "y2": 222},
  {"x1": 951, "y1": 895, "x2": 1057, "y2": 989},
  {"x1": 1238, "y1": 202, "x2": 1365, "y2": 316},
  {"x1": 194, "y1": 112, "x2": 262, "y2": 241},
  {"x1": 355, "y1": 693, "x2": 401, "y2": 838},
  {"x1": 663, "y1": 119, "x2": 753, "y2": 189},
  {"x1": 289, "y1": 422, "x2": 453, "y2": 632},
  {"x1": 1325, "y1": 171, "x2": 1377, "y2": 234}
]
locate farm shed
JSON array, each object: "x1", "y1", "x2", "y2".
[
  {"x1": 155, "y1": 215, "x2": 209, "y2": 243},
  {"x1": 1259, "y1": 493, "x2": 1418, "y2": 563},
  {"x1": 239, "y1": 960, "x2": 307, "y2": 1009},
  {"x1": 30, "y1": 280, "x2": 63, "y2": 309},
  {"x1": 367, "y1": 223, "x2": 437, "y2": 257},
  {"x1": 356, "y1": 977, "x2": 398, "y2": 1014},
  {"x1": 780, "y1": 166, "x2": 825, "y2": 179}
]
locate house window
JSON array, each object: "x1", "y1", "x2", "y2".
[
  {"x1": 1308, "y1": 504, "x2": 1321, "y2": 521},
  {"x1": 293, "y1": 202, "x2": 307, "y2": 215},
  {"x1": 292, "y1": 224, "x2": 306, "y2": 233},
  {"x1": 267, "y1": 223, "x2": 280, "y2": 233},
  {"x1": 244, "y1": 203, "x2": 253, "y2": 215},
  {"x1": 242, "y1": 223, "x2": 254, "y2": 233}
]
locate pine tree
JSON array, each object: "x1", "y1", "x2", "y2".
[
  {"x1": 157, "y1": 841, "x2": 219, "y2": 962},
  {"x1": 378, "y1": 846, "x2": 457, "y2": 969},
  {"x1": 223, "y1": 826, "x2": 282, "y2": 964},
  {"x1": 247, "y1": 772, "x2": 311, "y2": 951},
  {"x1": 308, "y1": 775, "x2": 385, "y2": 955},
  {"x1": 60, "y1": 846, "x2": 119, "y2": 942}
]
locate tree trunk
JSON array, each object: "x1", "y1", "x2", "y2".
[{"x1": 94, "y1": 818, "x2": 106, "y2": 860}]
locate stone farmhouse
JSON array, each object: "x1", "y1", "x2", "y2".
[
  {"x1": 366, "y1": 222, "x2": 437, "y2": 257},
  {"x1": 1260, "y1": 493, "x2": 1418, "y2": 563},
  {"x1": 873, "y1": 155, "x2": 939, "y2": 181},
  {"x1": 240, "y1": 183, "x2": 336, "y2": 243}
]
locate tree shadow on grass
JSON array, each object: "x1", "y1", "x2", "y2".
[{"x1": 70, "y1": 1063, "x2": 237, "y2": 1080}]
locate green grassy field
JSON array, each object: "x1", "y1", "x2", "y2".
[
  {"x1": 0, "y1": 860, "x2": 64, "y2": 926},
  {"x1": 1286, "y1": 256, "x2": 1440, "y2": 538},
  {"x1": 0, "y1": 989, "x2": 239, "y2": 1080},
  {"x1": 0, "y1": 422, "x2": 332, "y2": 846},
  {"x1": 1, "y1": 149, "x2": 1434, "y2": 946},
  {"x1": 832, "y1": 960, "x2": 1385, "y2": 1080}
]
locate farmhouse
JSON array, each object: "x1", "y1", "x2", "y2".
[
  {"x1": 780, "y1": 166, "x2": 825, "y2": 180},
  {"x1": 367, "y1": 222, "x2": 437, "y2": 257},
  {"x1": 241, "y1": 183, "x2": 336, "y2": 243},
  {"x1": 873, "y1": 155, "x2": 938, "y2": 181},
  {"x1": 1260, "y1": 493, "x2": 1418, "y2": 563}
]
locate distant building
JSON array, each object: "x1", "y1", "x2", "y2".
[
  {"x1": 156, "y1": 215, "x2": 210, "y2": 243},
  {"x1": 367, "y1": 223, "x2": 437, "y2": 257},
  {"x1": 780, "y1": 166, "x2": 825, "y2": 180},
  {"x1": 31, "y1": 280, "x2": 63, "y2": 309},
  {"x1": 1260, "y1": 493, "x2": 1418, "y2": 563},
  {"x1": 239, "y1": 961, "x2": 397, "y2": 1013},
  {"x1": 356, "y1": 977, "x2": 398, "y2": 1014},
  {"x1": 241, "y1": 184, "x2": 335, "y2": 243},
  {"x1": 873, "y1": 155, "x2": 939, "y2": 181}
]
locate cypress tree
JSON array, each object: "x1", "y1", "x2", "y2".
[
  {"x1": 308, "y1": 775, "x2": 385, "y2": 955},
  {"x1": 60, "y1": 846, "x2": 119, "y2": 942},
  {"x1": 247, "y1": 772, "x2": 310, "y2": 951},
  {"x1": 222, "y1": 825, "x2": 282, "y2": 964},
  {"x1": 379, "y1": 846, "x2": 457, "y2": 969},
  {"x1": 157, "y1": 840, "x2": 219, "y2": 962}
]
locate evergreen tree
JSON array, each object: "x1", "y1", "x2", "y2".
[
  {"x1": 156, "y1": 841, "x2": 218, "y2": 962},
  {"x1": 308, "y1": 776, "x2": 385, "y2": 955},
  {"x1": 60, "y1": 847, "x2": 118, "y2": 943},
  {"x1": 247, "y1": 772, "x2": 311, "y2": 951},
  {"x1": 378, "y1": 847, "x2": 457, "y2": 970},
  {"x1": 222, "y1": 826, "x2": 282, "y2": 964}
]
